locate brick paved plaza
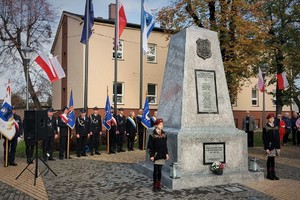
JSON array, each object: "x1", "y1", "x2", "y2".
[{"x1": 1, "y1": 143, "x2": 300, "y2": 200}]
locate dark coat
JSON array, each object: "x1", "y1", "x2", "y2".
[
  {"x1": 89, "y1": 114, "x2": 102, "y2": 133},
  {"x1": 58, "y1": 115, "x2": 69, "y2": 137},
  {"x1": 76, "y1": 116, "x2": 90, "y2": 136},
  {"x1": 117, "y1": 114, "x2": 126, "y2": 133},
  {"x1": 263, "y1": 123, "x2": 280, "y2": 151},
  {"x1": 126, "y1": 117, "x2": 137, "y2": 137},
  {"x1": 13, "y1": 114, "x2": 23, "y2": 138},
  {"x1": 147, "y1": 129, "x2": 168, "y2": 161},
  {"x1": 109, "y1": 114, "x2": 118, "y2": 133},
  {"x1": 136, "y1": 115, "x2": 144, "y2": 133},
  {"x1": 46, "y1": 116, "x2": 58, "y2": 137}
]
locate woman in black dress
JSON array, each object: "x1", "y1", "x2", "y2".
[
  {"x1": 147, "y1": 118, "x2": 169, "y2": 192},
  {"x1": 263, "y1": 113, "x2": 280, "y2": 180}
]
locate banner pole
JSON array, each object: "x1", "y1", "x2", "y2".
[
  {"x1": 106, "y1": 130, "x2": 109, "y2": 153},
  {"x1": 142, "y1": 128, "x2": 146, "y2": 150},
  {"x1": 67, "y1": 127, "x2": 70, "y2": 159},
  {"x1": 5, "y1": 138, "x2": 9, "y2": 167}
]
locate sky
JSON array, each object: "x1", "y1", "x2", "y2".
[{"x1": 0, "y1": 0, "x2": 170, "y2": 99}]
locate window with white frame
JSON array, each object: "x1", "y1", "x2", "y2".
[
  {"x1": 147, "y1": 44, "x2": 157, "y2": 63},
  {"x1": 112, "y1": 82, "x2": 124, "y2": 104},
  {"x1": 112, "y1": 40, "x2": 124, "y2": 60},
  {"x1": 147, "y1": 84, "x2": 157, "y2": 104},
  {"x1": 252, "y1": 88, "x2": 258, "y2": 106}
]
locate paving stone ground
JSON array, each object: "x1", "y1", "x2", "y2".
[{"x1": 1, "y1": 141, "x2": 300, "y2": 199}]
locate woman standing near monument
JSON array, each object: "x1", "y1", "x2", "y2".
[
  {"x1": 263, "y1": 113, "x2": 280, "y2": 180},
  {"x1": 147, "y1": 118, "x2": 169, "y2": 192}
]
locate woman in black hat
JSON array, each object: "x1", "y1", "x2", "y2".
[
  {"x1": 263, "y1": 113, "x2": 280, "y2": 180},
  {"x1": 147, "y1": 118, "x2": 169, "y2": 192}
]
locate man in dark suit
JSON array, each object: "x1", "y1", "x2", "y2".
[
  {"x1": 57, "y1": 107, "x2": 69, "y2": 159},
  {"x1": 116, "y1": 107, "x2": 126, "y2": 152},
  {"x1": 43, "y1": 108, "x2": 58, "y2": 161},
  {"x1": 89, "y1": 107, "x2": 102, "y2": 155},
  {"x1": 3, "y1": 106, "x2": 23, "y2": 166},
  {"x1": 109, "y1": 106, "x2": 118, "y2": 154},
  {"x1": 76, "y1": 109, "x2": 90, "y2": 157},
  {"x1": 126, "y1": 111, "x2": 137, "y2": 151},
  {"x1": 136, "y1": 109, "x2": 145, "y2": 150}
]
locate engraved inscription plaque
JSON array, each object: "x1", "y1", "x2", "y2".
[
  {"x1": 195, "y1": 70, "x2": 218, "y2": 114},
  {"x1": 203, "y1": 143, "x2": 226, "y2": 165}
]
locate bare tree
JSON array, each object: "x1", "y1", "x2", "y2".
[{"x1": 0, "y1": 0, "x2": 57, "y2": 109}]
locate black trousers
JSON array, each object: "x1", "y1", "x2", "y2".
[
  {"x1": 117, "y1": 132, "x2": 125, "y2": 151},
  {"x1": 246, "y1": 131, "x2": 254, "y2": 147},
  {"x1": 109, "y1": 130, "x2": 116, "y2": 152},
  {"x1": 267, "y1": 156, "x2": 275, "y2": 172},
  {"x1": 127, "y1": 135, "x2": 135, "y2": 150},
  {"x1": 297, "y1": 130, "x2": 300, "y2": 145},
  {"x1": 153, "y1": 164, "x2": 163, "y2": 182},
  {"x1": 292, "y1": 128, "x2": 297, "y2": 145},
  {"x1": 283, "y1": 130, "x2": 291, "y2": 144},
  {"x1": 138, "y1": 131, "x2": 144, "y2": 150},
  {"x1": 3, "y1": 137, "x2": 18, "y2": 163},
  {"x1": 59, "y1": 136, "x2": 67, "y2": 158},
  {"x1": 89, "y1": 132, "x2": 100, "y2": 153},
  {"x1": 77, "y1": 136, "x2": 87, "y2": 156},
  {"x1": 43, "y1": 136, "x2": 55, "y2": 159}
]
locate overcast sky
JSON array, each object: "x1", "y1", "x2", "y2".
[{"x1": 0, "y1": 0, "x2": 169, "y2": 99}]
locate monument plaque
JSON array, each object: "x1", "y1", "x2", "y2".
[
  {"x1": 203, "y1": 143, "x2": 225, "y2": 165},
  {"x1": 195, "y1": 70, "x2": 218, "y2": 114}
]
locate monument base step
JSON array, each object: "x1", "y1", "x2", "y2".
[{"x1": 134, "y1": 161, "x2": 264, "y2": 190}]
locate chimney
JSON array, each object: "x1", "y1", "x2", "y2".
[{"x1": 108, "y1": 3, "x2": 116, "y2": 21}]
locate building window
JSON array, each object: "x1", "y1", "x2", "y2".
[
  {"x1": 113, "y1": 82, "x2": 124, "y2": 104},
  {"x1": 112, "y1": 40, "x2": 124, "y2": 60},
  {"x1": 147, "y1": 84, "x2": 157, "y2": 104},
  {"x1": 147, "y1": 44, "x2": 156, "y2": 63},
  {"x1": 252, "y1": 88, "x2": 258, "y2": 106}
]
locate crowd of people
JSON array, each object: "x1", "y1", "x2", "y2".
[{"x1": 2, "y1": 106, "x2": 158, "y2": 166}]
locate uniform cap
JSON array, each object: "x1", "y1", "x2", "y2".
[
  {"x1": 119, "y1": 107, "x2": 124, "y2": 111},
  {"x1": 80, "y1": 109, "x2": 86, "y2": 113},
  {"x1": 48, "y1": 108, "x2": 54, "y2": 112},
  {"x1": 93, "y1": 106, "x2": 98, "y2": 110}
]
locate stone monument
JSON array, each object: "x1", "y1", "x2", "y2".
[{"x1": 136, "y1": 26, "x2": 263, "y2": 190}]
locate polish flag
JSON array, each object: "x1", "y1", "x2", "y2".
[
  {"x1": 277, "y1": 72, "x2": 289, "y2": 90},
  {"x1": 257, "y1": 68, "x2": 264, "y2": 92},
  {"x1": 35, "y1": 53, "x2": 65, "y2": 83},
  {"x1": 118, "y1": 0, "x2": 127, "y2": 38}
]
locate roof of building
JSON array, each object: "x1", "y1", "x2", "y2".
[{"x1": 51, "y1": 11, "x2": 167, "y2": 54}]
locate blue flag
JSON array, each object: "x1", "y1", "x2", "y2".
[
  {"x1": 142, "y1": 0, "x2": 155, "y2": 53},
  {"x1": 67, "y1": 90, "x2": 75, "y2": 129},
  {"x1": 80, "y1": 0, "x2": 94, "y2": 44},
  {"x1": 141, "y1": 97, "x2": 151, "y2": 128},
  {"x1": 102, "y1": 95, "x2": 112, "y2": 130}
]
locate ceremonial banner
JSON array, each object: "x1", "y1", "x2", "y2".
[
  {"x1": 102, "y1": 95, "x2": 112, "y2": 130},
  {"x1": 141, "y1": 97, "x2": 151, "y2": 128},
  {"x1": 67, "y1": 90, "x2": 75, "y2": 129},
  {"x1": 257, "y1": 68, "x2": 264, "y2": 92}
]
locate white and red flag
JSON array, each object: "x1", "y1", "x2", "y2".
[
  {"x1": 257, "y1": 68, "x2": 264, "y2": 92},
  {"x1": 277, "y1": 72, "x2": 289, "y2": 90},
  {"x1": 35, "y1": 53, "x2": 65, "y2": 83}
]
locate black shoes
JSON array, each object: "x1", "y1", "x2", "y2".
[
  {"x1": 48, "y1": 157, "x2": 56, "y2": 161},
  {"x1": 95, "y1": 152, "x2": 101, "y2": 155},
  {"x1": 9, "y1": 162, "x2": 17, "y2": 166}
]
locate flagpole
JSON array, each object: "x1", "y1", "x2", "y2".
[
  {"x1": 113, "y1": 0, "x2": 119, "y2": 115},
  {"x1": 67, "y1": 127, "x2": 70, "y2": 159},
  {"x1": 84, "y1": 0, "x2": 90, "y2": 111},
  {"x1": 139, "y1": 0, "x2": 144, "y2": 109},
  {"x1": 106, "y1": 86, "x2": 110, "y2": 154},
  {"x1": 5, "y1": 138, "x2": 8, "y2": 167}
]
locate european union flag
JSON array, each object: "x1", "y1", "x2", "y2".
[
  {"x1": 141, "y1": 97, "x2": 151, "y2": 128},
  {"x1": 102, "y1": 95, "x2": 112, "y2": 130},
  {"x1": 67, "y1": 90, "x2": 75, "y2": 129},
  {"x1": 80, "y1": 0, "x2": 94, "y2": 44}
]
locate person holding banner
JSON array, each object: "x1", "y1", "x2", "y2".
[
  {"x1": 136, "y1": 109, "x2": 144, "y2": 150},
  {"x1": 42, "y1": 108, "x2": 58, "y2": 161},
  {"x1": 126, "y1": 111, "x2": 137, "y2": 151},
  {"x1": 75, "y1": 109, "x2": 90, "y2": 157},
  {"x1": 3, "y1": 107, "x2": 23, "y2": 166},
  {"x1": 89, "y1": 107, "x2": 102, "y2": 155},
  {"x1": 109, "y1": 107, "x2": 118, "y2": 154},
  {"x1": 58, "y1": 107, "x2": 69, "y2": 159}
]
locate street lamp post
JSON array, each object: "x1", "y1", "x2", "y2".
[
  {"x1": 21, "y1": 46, "x2": 33, "y2": 110},
  {"x1": 260, "y1": 64, "x2": 268, "y2": 128}
]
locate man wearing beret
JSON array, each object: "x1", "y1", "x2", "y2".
[
  {"x1": 89, "y1": 107, "x2": 102, "y2": 155},
  {"x1": 42, "y1": 108, "x2": 58, "y2": 162},
  {"x1": 116, "y1": 107, "x2": 126, "y2": 152},
  {"x1": 75, "y1": 109, "x2": 90, "y2": 157},
  {"x1": 3, "y1": 106, "x2": 23, "y2": 166},
  {"x1": 57, "y1": 107, "x2": 69, "y2": 159}
]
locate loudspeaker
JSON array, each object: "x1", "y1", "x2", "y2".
[{"x1": 24, "y1": 110, "x2": 48, "y2": 142}]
